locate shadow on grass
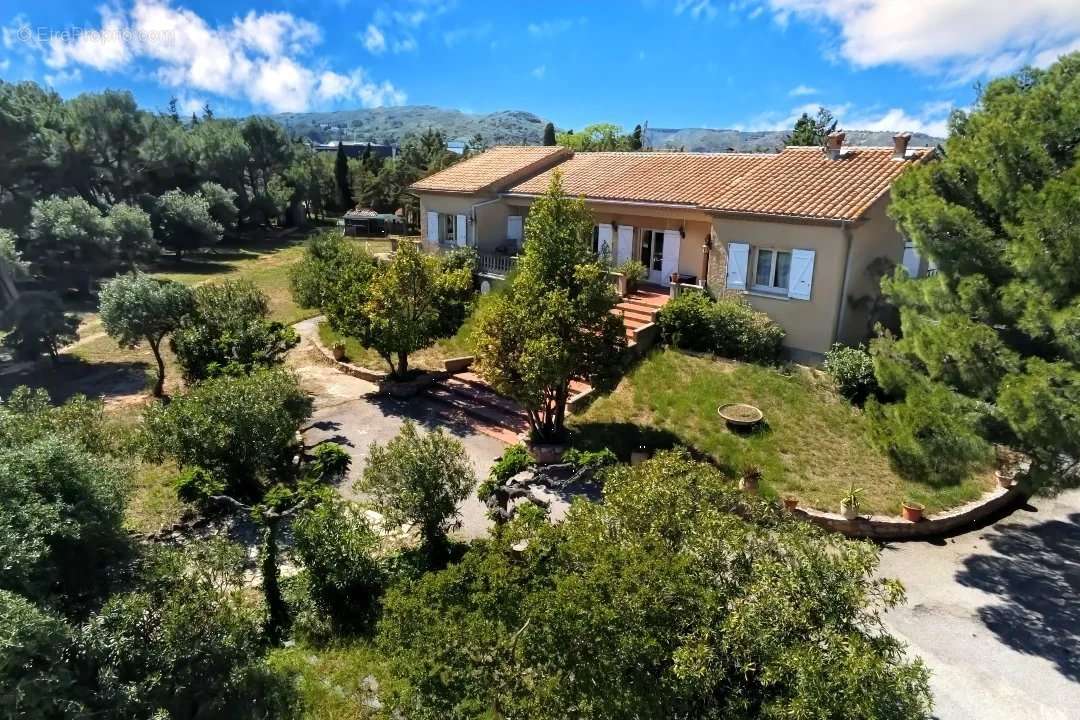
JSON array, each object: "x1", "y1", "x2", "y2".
[
  {"x1": 0, "y1": 356, "x2": 149, "y2": 403},
  {"x1": 569, "y1": 420, "x2": 739, "y2": 477},
  {"x1": 955, "y1": 511, "x2": 1080, "y2": 681}
]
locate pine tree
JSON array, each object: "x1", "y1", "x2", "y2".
[
  {"x1": 785, "y1": 107, "x2": 837, "y2": 146},
  {"x1": 334, "y1": 141, "x2": 352, "y2": 210},
  {"x1": 630, "y1": 124, "x2": 643, "y2": 150},
  {"x1": 542, "y1": 122, "x2": 556, "y2": 146}
]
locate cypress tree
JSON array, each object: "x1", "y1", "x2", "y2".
[
  {"x1": 334, "y1": 141, "x2": 352, "y2": 210},
  {"x1": 542, "y1": 122, "x2": 556, "y2": 146}
]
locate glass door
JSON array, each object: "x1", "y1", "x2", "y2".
[{"x1": 643, "y1": 229, "x2": 666, "y2": 284}]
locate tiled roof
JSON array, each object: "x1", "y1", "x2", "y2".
[
  {"x1": 701, "y1": 146, "x2": 934, "y2": 221},
  {"x1": 506, "y1": 152, "x2": 771, "y2": 207},
  {"x1": 409, "y1": 145, "x2": 570, "y2": 193},
  {"x1": 503, "y1": 145, "x2": 932, "y2": 222}
]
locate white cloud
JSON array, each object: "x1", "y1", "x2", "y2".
[
  {"x1": 176, "y1": 93, "x2": 205, "y2": 115},
  {"x1": 531, "y1": 64, "x2": 546, "y2": 79},
  {"x1": 443, "y1": 23, "x2": 491, "y2": 47},
  {"x1": 737, "y1": 100, "x2": 954, "y2": 137},
  {"x1": 527, "y1": 19, "x2": 583, "y2": 38},
  {"x1": 393, "y1": 36, "x2": 417, "y2": 52},
  {"x1": 675, "y1": 0, "x2": 719, "y2": 21},
  {"x1": 33, "y1": 0, "x2": 405, "y2": 113},
  {"x1": 362, "y1": 24, "x2": 386, "y2": 54},
  {"x1": 0, "y1": 58, "x2": 9, "y2": 72},
  {"x1": 753, "y1": 0, "x2": 1080, "y2": 79},
  {"x1": 789, "y1": 84, "x2": 817, "y2": 96},
  {"x1": 44, "y1": 67, "x2": 82, "y2": 86}
]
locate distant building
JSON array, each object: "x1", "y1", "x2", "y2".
[
  {"x1": 446, "y1": 140, "x2": 468, "y2": 155},
  {"x1": 343, "y1": 209, "x2": 408, "y2": 237},
  {"x1": 313, "y1": 141, "x2": 397, "y2": 160}
]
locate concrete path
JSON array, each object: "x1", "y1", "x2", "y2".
[
  {"x1": 290, "y1": 319, "x2": 506, "y2": 540},
  {"x1": 878, "y1": 489, "x2": 1080, "y2": 720}
]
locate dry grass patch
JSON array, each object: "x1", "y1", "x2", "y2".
[{"x1": 571, "y1": 348, "x2": 995, "y2": 515}]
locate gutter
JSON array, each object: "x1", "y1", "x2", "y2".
[
  {"x1": 500, "y1": 192, "x2": 700, "y2": 212},
  {"x1": 832, "y1": 219, "x2": 855, "y2": 346}
]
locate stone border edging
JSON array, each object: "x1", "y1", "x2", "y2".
[
  {"x1": 790, "y1": 482, "x2": 1027, "y2": 541},
  {"x1": 308, "y1": 318, "x2": 390, "y2": 383}
]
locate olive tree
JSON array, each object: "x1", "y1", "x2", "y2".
[
  {"x1": 155, "y1": 189, "x2": 223, "y2": 260},
  {"x1": 98, "y1": 273, "x2": 195, "y2": 396},
  {"x1": 0, "y1": 291, "x2": 78, "y2": 364},
  {"x1": 358, "y1": 421, "x2": 474, "y2": 559}
]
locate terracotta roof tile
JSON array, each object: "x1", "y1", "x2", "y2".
[
  {"x1": 409, "y1": 145, "x2": 570, "y2": 193},
  {"x1": 507, "y1": 152, "x2": 771, "y2": 207},
  {"x1": 702, "y1": 146, "x2": 933, "y2": 221}
]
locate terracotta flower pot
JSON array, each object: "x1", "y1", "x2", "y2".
[
  {"x1": 783, "y1": 497, "x2": 799, "y2": 511},
  {"x1": 840, "y1": 500, "x2": 859, "y2": 520},
  {"x1": 901, "y1": 502, "x2": 925, "y2": 523},
  {"x1": 331, "y1": 343, "x2": 346, "y2": 361}
]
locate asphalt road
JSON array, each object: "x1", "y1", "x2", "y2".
[{"x1": 878, "y1": 489, "x2": 1080, "y2": 720}]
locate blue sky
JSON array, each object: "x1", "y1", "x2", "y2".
[{"x1": 3, "y1": 0, "x2": 1080, "y2": 136}]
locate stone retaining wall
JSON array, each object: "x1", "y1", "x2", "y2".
[{"x1": 790, "y1": 482, "x2": 1026, "y2": 541}]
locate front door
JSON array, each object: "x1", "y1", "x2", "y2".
[{"x1": 642, "y1": 229, "x2": 675, "y2": 285}]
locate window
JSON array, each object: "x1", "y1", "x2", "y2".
[
  {"x1": 752, "y1": 248, "x2": 791, "y2": 292},
  {"x1": 442, "y1": 214, "x2": 455, "y2": 245}
]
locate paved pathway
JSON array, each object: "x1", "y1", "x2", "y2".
[
  {"x1": 290, "y1": 319, "x2": 506, "y2": 539},
  {"x1": 878, "y1": 489, "x2": 1080, "y2": 720}
]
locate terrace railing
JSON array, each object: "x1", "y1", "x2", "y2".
[{"x1": 477, "y1": 252, "x2": 518, "y2": 278}]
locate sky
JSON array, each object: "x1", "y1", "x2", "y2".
[{"x1": 3, "y1": 0, "x2": 1080, "y2": 137}]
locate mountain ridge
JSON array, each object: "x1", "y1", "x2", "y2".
[{"x1": 271, "y1": 105, "x2": 944, "y2": 152}]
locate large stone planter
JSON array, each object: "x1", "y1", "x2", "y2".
[
  {"x1": 526, "y1": 440, "x2": 569, "y2": 465},
  {"x1": 443, "y1": 356, "x2": 474, "y2": 373},
  {"x1": 378, "y1": 372, "x2": 436, "y2": 399}
]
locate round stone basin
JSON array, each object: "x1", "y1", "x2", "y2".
[{"x1": 717, "y1": 403, "x2": 764, "y2": 427}]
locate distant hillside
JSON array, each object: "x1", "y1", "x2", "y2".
[{"x1": 270, "y1": 105, "x2": 944, "y2": 151}]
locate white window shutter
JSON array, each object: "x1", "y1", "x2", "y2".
[
  {"x1": 788, "y1": 249, "x2": 815, "y2": 300},
  {"x1": 662, "y1": 230, "x2": 681, "y2": 283},
  {"x1": 617, "y1": 225, "x2": 634, "y2": 264},
  {"x1": 726, "y1": 242, "x2": 749, "y2": 290},
  {"x1": 596, "y1": 224, "x2": 613, "y2": 255},
  {"x1": 507, "y1": 215, "x2": 523, "y2": 243},
  {"x1": 426, "y1": 211, "x2": 439, "y2": 242},
  {"x1": 455, "y1": 214, "x2": 467, "y2": 247}
]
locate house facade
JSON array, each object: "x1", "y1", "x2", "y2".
[{"x1": 409, "y1": 134, "x2": 933, "y2": 359}]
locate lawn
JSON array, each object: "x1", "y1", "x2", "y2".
[{"x1": 570, "y1": 348, "x2": 996, "y2": 515}]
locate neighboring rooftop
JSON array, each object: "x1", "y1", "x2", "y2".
[
  {"x1": 409, "y1": 145, "x2": 570, "y2": 194},
  {"x1": 506, "y1": 152, "x2": 772, "y2": 208}
]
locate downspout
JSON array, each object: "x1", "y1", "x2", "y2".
[{"x1": 833, "y1": 220, "x2": 855, "y2": 346}]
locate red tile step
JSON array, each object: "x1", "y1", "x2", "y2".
[{"x1": 422, "y1": 374, "x2": 530, "y2": 444}]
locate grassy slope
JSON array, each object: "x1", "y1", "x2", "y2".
[{"x1": 571, "y1": 349, "x2": 995, "y2": 515}]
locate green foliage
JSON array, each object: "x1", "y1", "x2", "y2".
[
  {"x1": 0, "y1": 589, "x2": 84, "y2": 719},
  {"x1": 0, "y1": 290, "x2": 79, "y2": 363},
  {"x1": 25, "y1": 196, "x2": 115, "y2": 287},
  {"x1": 615, "y1": 257, "x2": 646, "y2": 289},
  {"x1": 489, "y1": 443, "x2": 532, "y2": 482},
  {"x1": 73, "y1": 542, "x2": 274, "y2": 720},
  {"x1": 474, "y1": 172, "x2": 625, "y2": 440},
  {"x1": 882, "y1": 52, "x2": 1080, "y2": 487},
  {"x1": 377, "y1": 450, "x2": 931, "y2": 719},
  {"x1": 289, "y1": 231, "x2": 377, "y2": 311},
  {"x1": 359, "y1": 421, "x2": 475, "y2": 554},
  {"x1": 0, "y1": 433, "x2": 129, "y2": 609},
  {"x1": 555, "y1": 123, "x2": 639, "y2": 151},
  {"x1": 99, "y1": 273, "x2": 195, "y2": 396},
  {"x1": 867, "y1": 384, "x2": 992, "y2": 484},
  {"x1": 198, "y1": 181, "x2": 239, "y2": 232},
  {"x1": 154, "y1": 188, "x2": 223, "y2": 259},
  {"x1": 291, "y1": 497, "x2": 383, "y2": 637},
  {"x1": 542, "y1": 122, "x2": 556, "y2": 146},
  {"x1": 562, "y1": 446, "x2": 618, "y2": 470},
  {"x1": 172, "y1": 466, "x2": 226, "y2": 505},
  {"x1": 308, "y1": 443, "x2": 352, "y2": 484},
  {"x1": 784, "y1": 106, "x2": 837, "y2": 146},
  {"x1": 363, "y1": 241, "x2": 474, "y2": 377},
  {"x1": 823, "y1": 343, "x2": 880, "y2": 404},
  {"x1": 171, "y1": 279, "x2": 298, "y2": 381},
  {"x1": 142, "y1": 368, "x2": 312, "y2": 500},
  {"x1": 0, "y1": 387, "x2": 118, "y2": 456},
  {"x1": 658, "y1": 292, "x2": 785, "y2": 364}
]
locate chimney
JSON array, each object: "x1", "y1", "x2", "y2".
[
  {"x1": 892, "y1": 131, "x2": 912, "y2": 160},
  {"x1": 825, "y1": 131, "x2": 846, "y2": 160}
]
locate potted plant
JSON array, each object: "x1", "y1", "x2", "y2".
[
  {"x1": 331, "y1": 342, "x2": 347, "y2": 361},
  {"x1": 840, "y1": 483, "x2": 863, "y2": 520},
  {"x1": 616, "y1": 258, "x2": 646, "y2": 294},
  {"x1": 739, "y1": 465, "x2": 762, "y2": 493},
  {"x1": 630, "y1": 444, "x2": 650, "y2": 465},
  {"x1": 783, "y1": 495, "x2": 799, "y2": 511},
  {"x1": 901, "y1": 501, "x2": 925, "y2": 523}
]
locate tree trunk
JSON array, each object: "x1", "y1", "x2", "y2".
[
  {"x1": 261, "y1": 518, "x2": 288, "y2": 644},
  {"x1": 396, "y1": 351, "x2": 409, "y2": 378},
  {"x1": 149, "y1": 336, "x2": 166, "y2": 398}
]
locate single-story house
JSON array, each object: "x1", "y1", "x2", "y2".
[
  {"x1": 409, "y1": 133, "x2": 934, "y2": 359},
  {"x1": 343, "y1": 209, "x2": 408, "y2": 237}
]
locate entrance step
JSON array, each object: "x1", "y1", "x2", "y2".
[{"x1": 422, "y1": 373, "x2": 529, "y2": 444}]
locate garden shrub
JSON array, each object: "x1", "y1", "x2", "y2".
[
  {"x1": 173, "y1": 466, "x2": 225, "y2": 505},
  {"x1": 489, "y1": 443, "x2": 532, "y2": 482},
  {"x1": 866, "y1": 384, "x2": 992, "y2": 485},
  {"x1": 658, "y1": 292, "x2": 785, "y2": 363},
  {"x1": 307, "y1": 443, "x2": 352, "y2": 484},
  {"x1": 562, "y1": 447, "x2": 618, "y2": 470},
  {"x1": 824, "y1": 343, "x2": 880, "y2": 404}
]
